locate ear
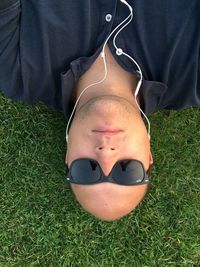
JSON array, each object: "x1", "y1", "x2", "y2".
[
  {"x1": 65, "y1": 151, "x2": 69, "y2": 165},
  {"x1": 149, "y1": 151, "x2": 153, "y2": 165}
]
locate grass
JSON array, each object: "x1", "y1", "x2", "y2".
[{"x1": 0, "y1": 93, "x2": 200, "y2": 267}]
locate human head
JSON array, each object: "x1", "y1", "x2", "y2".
[{"x1": 66, "y1": 95, "x2": 153, "y2": 221}]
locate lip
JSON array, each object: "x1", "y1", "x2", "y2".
[{"x1": 92, "y1": 129, "x2": 124, "y2": 136}]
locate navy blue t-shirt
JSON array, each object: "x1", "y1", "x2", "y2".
[{"x1": 0, "y1": 0, "x2": 200, "y2": 118}]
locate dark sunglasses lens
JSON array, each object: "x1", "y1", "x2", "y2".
[
  {"x1": 70, "y1": 159, "x2": 101, "y2": 184},
  {"x1": 112, "y1": 160, "x2": 145, "y2": 185}
]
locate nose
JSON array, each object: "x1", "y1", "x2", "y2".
[
  {"x1": 95, "y1": 136, "x2": 117, "y2": 154},
  {"x1": 95, "y1": 140, "x2": 118, "y2": 176}
]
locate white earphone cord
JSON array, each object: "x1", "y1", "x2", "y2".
[
  {"x1": 66, "y1": 0, "x2": 150, "y2": 141},
  {"x1": 66, "y1": 3, "x2": 133, "y2": 140}
]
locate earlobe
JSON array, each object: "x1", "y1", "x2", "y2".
[{"x1": 149, "y1": 151, "x2": 153, "y2": 165}]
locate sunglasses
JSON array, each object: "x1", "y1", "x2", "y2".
[{"x1": 66, "y1": 158, "x2": 151, "y2": 186}]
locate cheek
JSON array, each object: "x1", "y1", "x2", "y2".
[
  {"x1": 67, "y1": 135, "x2": 94, "y2": 164},
  {"x1": 127, "y1": 136, "x2": 150, "y2": 167}
]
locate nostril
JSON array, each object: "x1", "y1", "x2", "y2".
[{"x1": 97, "y1": 147, "x2": 116, "y2": 151}]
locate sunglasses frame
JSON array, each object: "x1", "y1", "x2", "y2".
[{"x1": 66, "y1": 158, "x2": 152, "y2": 186}]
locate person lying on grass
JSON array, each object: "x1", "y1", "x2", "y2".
[{"x1": 0, "y1": 0, "x2": 199, "y2": 220}]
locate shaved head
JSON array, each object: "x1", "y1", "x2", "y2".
[
  {"x1": 70, "y1": 182, "x2": 148, "y2": 221},
  {"x1": 66, "y1": 64, "x2": 153, "y2": 221}
]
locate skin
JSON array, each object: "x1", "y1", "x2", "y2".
[{"x1": 66, "y1": 45, "x2": 153, "y2": 221}]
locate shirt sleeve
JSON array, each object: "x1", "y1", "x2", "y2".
[{"x1": 0, "y1": 0, "x2": 22, "y2": 98}]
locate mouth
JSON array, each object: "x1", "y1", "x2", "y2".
[{"x1": 92, "y1": 128, "x2": 124, "y2": 136}]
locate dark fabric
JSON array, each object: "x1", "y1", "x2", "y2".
[
  {"x1": 0, "y1": 0, "x2": 200, "y2": 119},
  {"x1": 0, "y1": 0, "x2": 17, "y2": 9}
]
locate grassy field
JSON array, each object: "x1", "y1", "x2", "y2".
[{"x1": 0, "y1": 93, "x2": 200, "y2": 267}]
